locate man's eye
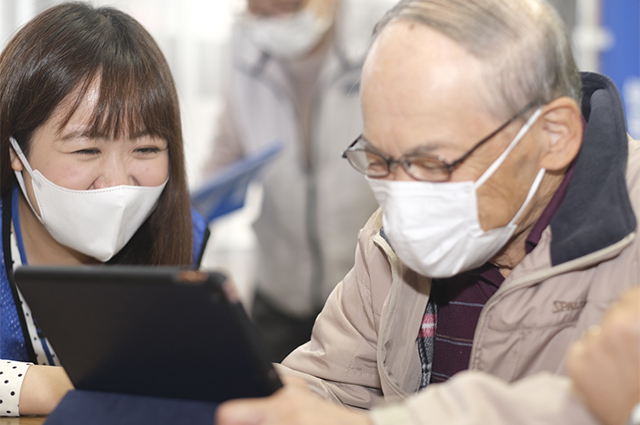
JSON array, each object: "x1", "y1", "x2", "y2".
[
  {"x1": 367, "y1": 161, "x2": 387, "y2": 172},
  {"x1": 410, "y1": 157, "x2": 444, "y2": 170},
  {"x1": 365, "y1": 153, "x2": 385, "y2": 165}
]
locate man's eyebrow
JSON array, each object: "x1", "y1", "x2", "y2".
[
  {"x1": 361, "y1": 135, "x2": 443, "y2": 157},
  {"x1": 403, "y1": 143, "x2": 443, "y2": 156}
]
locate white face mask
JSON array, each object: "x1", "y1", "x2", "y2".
[
  {"x1": 10, "y1": 137, "x2": 167, "y2": 262},
  {"x1": 367, "y1": 108, "x2": 545, "y2": 278},
  {"x1": 244, "y1": 7, "x2": 332, "y2": 59}
]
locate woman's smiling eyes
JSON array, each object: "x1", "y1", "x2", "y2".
[
  {"x1": 69, "y1": 145, "x2": 164, "y2": 156},
  {"x1": 60, "y1": 128, "x2": 168, "y2": 157}
]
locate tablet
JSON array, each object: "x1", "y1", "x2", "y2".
[{"x1": 14, "y1": 266, "x2": 282, "y2": 402}]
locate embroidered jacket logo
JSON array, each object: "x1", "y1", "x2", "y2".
[{"x1": 552, "y1": 299, "x2": 586, "y2": 313}]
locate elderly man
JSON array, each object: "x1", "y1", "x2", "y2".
[
  {"x1": 203, "y1": 0, "x2": 393, "y2": 362},
  {"x1": 218, "y1": 0, "x2": 639, "y2": 424}
]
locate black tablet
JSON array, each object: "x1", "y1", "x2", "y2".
[{"x1": 14, "y1": 266, "x2": 282, "y2": 402}]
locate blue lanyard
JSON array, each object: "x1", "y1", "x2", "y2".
[
  {"x1": 11, "y1": 187, "x2": 28, "y2": 266},
  {"x1": 11, "y1": 187, "x2": 56, "y2": 366}
]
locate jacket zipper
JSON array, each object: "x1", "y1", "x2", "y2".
[
  {"x1": 241, "y1": 55, "x2": 328, "y2": 315},
  {"x1": 372, "y1": 231, "x2": 412, "y2": 398}
]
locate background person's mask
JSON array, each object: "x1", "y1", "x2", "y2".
[
  {"x1": 367, "y1": 108, "x2": 545, "y2": 278},
  {"x1": 244, "y1": 6, "x2": 332, "y2": 59},
  {"x1": 10, "y1": 137, "x2": 167, "y2": 262}
]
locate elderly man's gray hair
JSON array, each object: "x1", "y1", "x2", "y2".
[{"x1": 373, "y1": 0, "x2": 582, "y2": 120}]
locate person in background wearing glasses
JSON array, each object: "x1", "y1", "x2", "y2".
[
  {"x1": 202, "y1": 0, "x2": 395, "y2": 362},
  {"x1": 216, "y1": 0, "x2": 638, "y2": 424}
]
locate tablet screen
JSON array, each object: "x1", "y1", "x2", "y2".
[{"x1": 15, "y1": 266, "x2": 282, "y2": 402}]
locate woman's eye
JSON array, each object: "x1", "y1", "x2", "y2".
[
  {"x1": 73, "y1": 149, "x2": 100, "y2": 155},
  {"x1": 135, "y1": 147, "x2": 161, "y2": 154}
]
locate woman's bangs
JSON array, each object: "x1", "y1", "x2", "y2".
[{"x1": 58, "y1": 67, "x2": 172, "y2": 141}]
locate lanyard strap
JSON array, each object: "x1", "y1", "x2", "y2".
[{"x1": 2, "y1": 189, "x2": 37, "y2": 363}]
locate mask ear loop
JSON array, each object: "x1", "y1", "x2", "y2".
[
  {"x1": 9, "y1": 137, "x2": 44, "y2": 223},
  {"x1": 471, "y1": 108, "x2": 546, "y2": 227},
  {"x1": 509, "y1": 167, "x2": 546, "y2": 225},
  {"x1": 474, "y1": 107, "x2": 544, "y2": 189}
]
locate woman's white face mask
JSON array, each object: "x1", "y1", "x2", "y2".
[
  {"x1": 10, "y1": 137, "x2": 166, "y2": 262},
  {"x1": 244, "y1": 5, "x2": 332, "y2": 59},
  {"x1": 367, "y1": 108, "x2": 545, "y2": 278}
]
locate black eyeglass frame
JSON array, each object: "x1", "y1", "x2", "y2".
[{"x1": 342, "y1": 103, "x2": 539, "y2": 182}]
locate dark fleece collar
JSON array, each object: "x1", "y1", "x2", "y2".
[{"x1": 550, "y1": 72, "x2": 636, "y2": 265}]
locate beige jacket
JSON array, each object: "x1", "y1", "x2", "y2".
[{"x1": 279, "y1": 73, "x2": 639, "y2": 424}]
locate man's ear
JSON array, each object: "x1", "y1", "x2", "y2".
[
  {"x1": 538, "y1": 97, "x2": 583, "y2": 171},
  {"x1": 9, "y1": 146, "x2": 24, "y2": 172}
]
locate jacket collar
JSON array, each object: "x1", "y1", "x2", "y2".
[{"x1": 549, "y1": 72, "x2": 636, "y2": 266}]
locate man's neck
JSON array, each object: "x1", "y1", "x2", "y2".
[{"x1": 491, "y1": 170, "x2": 566, "y2": 278}]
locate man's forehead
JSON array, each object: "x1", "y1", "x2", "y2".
[
  {"x1": 360, "y1": 21, "x2": 496, "y2": 157},
  {"x1": 362, "y1": 22, "x2": 486, "y2": 109}
]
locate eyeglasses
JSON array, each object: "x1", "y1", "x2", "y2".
[{"x1": 342, "y1": 104, "x2": 536, "y2": 182}]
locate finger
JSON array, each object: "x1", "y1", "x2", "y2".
[
  {"x1": 602, "y1": 288, "x2": 640, "y2": 323},
  {"x1": 583, "y1": 325, "x2": 601, "y2": 341},
  {"x1": 216, "y1": 398, "x2": 270, "y2": 425},
  {"x1": 567, "y1": 338, "x2": 587, "y2": 378},
  {"x1": 600, "y1": 310, "x2": 640, "y2": 370},
  {"x1": 619, "y1": 287, "x2": 640, "y2": 305},
  {"x1": 281, "y1": 375, "x2": 311, "y2": 390}
]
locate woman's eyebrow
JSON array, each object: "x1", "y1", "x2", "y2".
[
  {"x1": 58, "y1": 128, "x2": 153, "y2": 141},
  {"x1": 58, "y1": 128, "x2": 93, "y2": 141}
]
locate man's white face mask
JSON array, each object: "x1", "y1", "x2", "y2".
[
  {"x1": 367, "y1": 108, "x2": 545, "y2": 278},
  {"x1": 10, "y1": 137, "x2": 167, "y2": 262},
  {"x1": 244, "y1": 5, "x2": 332, "y2": 59}
]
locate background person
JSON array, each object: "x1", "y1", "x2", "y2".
[
  {"x1": 203, "y1": 0, "x2": 394, "y2": 361},
  {"x1": 217, "y1": 0, "x2": 638, "y2": 424},
  {"x1": 0, "y1": 2, "x2": 208, "y2": 416}
]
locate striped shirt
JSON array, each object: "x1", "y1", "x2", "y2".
[{"x1": 417, "y1": 161, "x2": 576, "y2": 387}]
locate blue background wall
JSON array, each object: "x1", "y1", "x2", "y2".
[{"x1": 601, "y1": 0, "x2": 640, "y2": 138}]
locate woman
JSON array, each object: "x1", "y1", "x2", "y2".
[{"x1": 0, "y1": 2, "x2": 208, "y2": 416}]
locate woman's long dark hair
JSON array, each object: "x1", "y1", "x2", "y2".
[{"x1": 0, "y1": 2, "x2": 193, "y2": 265}]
